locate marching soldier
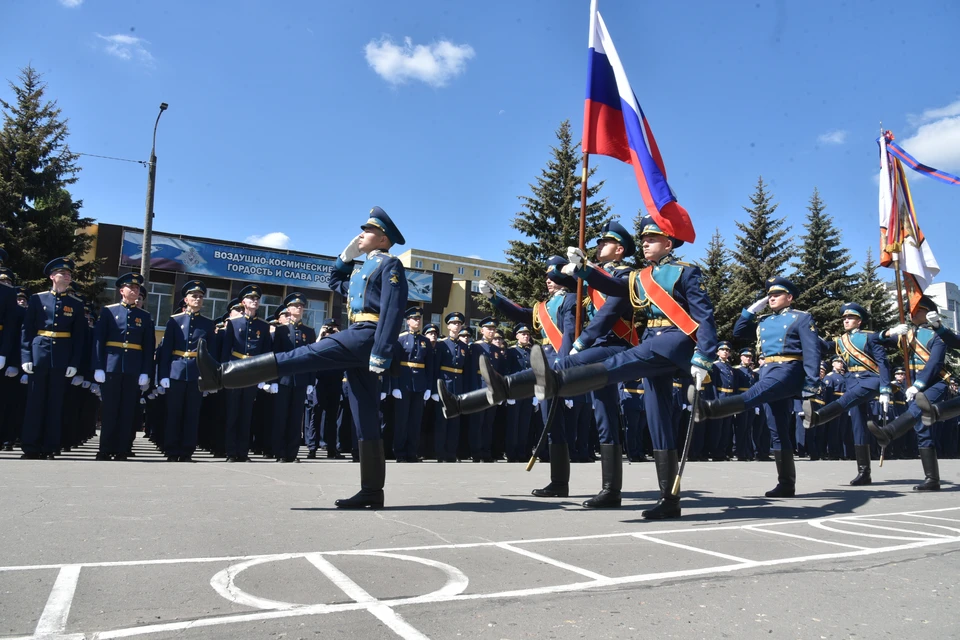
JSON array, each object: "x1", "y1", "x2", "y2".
[
  {"x1": 92, "y1": 273, "x2": 155, "y2": 460},
  {"x1": 157, "y1": 280, "x2": 215, "y2": 462},
  {"x1": 270, "y1": 292, "x2": 316, "y2": 462},
  {"x1": 690, "y1": 276, "x2": 819, "y2": 498},
  {"x1": 433, "y1": 312, "x2": 469, "y2": 462},
  {"x1": 868, "y1": 297, "x2": 947, "y2": 490},
  {"x1": 391, "y1": 307, "x2": 432, "y2": 462},
  {"x1": 802, "y1": 302, "x2": 891, "y2": 485},
  {"x1": 197, "y1": 207, "x2": 408, "y2": 509},
  {"x1": 20, "y1": 258, "x2": 86, "y2": 459}
]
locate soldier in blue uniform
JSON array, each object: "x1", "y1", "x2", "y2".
[
  {"x1": 449, "y1": 219, "x2": 719, "y2": 519},
  {"x1": 92, "y1": 273, "x2": 155, "y2": 460},
  {"x1": 868, "y1": 297, "x2": 947, "y2": 490},
  {"x1": 270, "y1": 292, "x2": 316, "y2": 462},
  {"x1": 19, "y1": 258, "x2": 87, "y2": 459},
  {"x1": 619, "y1": 378, "x2": 647, "y2": 462},
  {"x1": 391, "y1": 307, "x2": 432, "y2": 462},
  {"x1": 197, "y1": 207, "x2": 408, "y2": 508},
  {"x1": 690, "y1": 276, "x2": 820, "y2": 498},
  {"x1": 217, "y1": 284, "x2": 272, "y2": 462},
  {"x1": 306, "y1": 318, "x2": 345, "y2": 459},
  {"x1": 504, "y1": 323, "x2": 535, "y2": 462},
  {"x1": 1, "y1": 281, "x2": 27, "y2": 451},
  {"x1": 733, "y1": 348, "x2": 757, "y2": 460},
  {"x1": 708, "y1": 341, "x2": 737, "y2": 461},
  {"x1": 157, "y1": 280, "x2": 215, "y2": 461},
  {"x1": 468, "y1": 257, "x2": 578, "y2": 496},
  {"x1": 802, "y1": 302, "x2": 892, "y2": 485},
  {"x1": 433, "y1": 312, "x2": 469, "y2": 462},
  {"x1": 465, "y1": 316, "x2": 504, "y2": 462},
  {"x1": 0, "y1": 258, "x2": 19, "y2": 377}
]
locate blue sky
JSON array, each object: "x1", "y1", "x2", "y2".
[{"x1": 2, "y1": 0, "x2": 959, "y2": 283}]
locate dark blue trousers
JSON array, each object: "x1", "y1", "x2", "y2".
[
  {"x1": 100, "y1": 372, "x2": 140, "y2": 455},
  {"x1": 164, "y1": 379, "x2": 202, "y2": 457},
  {"x1": 21, "y1": 369, "x2": 67, "y2": 455},
  {"x1": 392, "y1": 391, "x2": 425, "y2": 460},
  {"x1": 224, "y1": 386, "x2": 257, "y2": 458},
  {"x1": 468, "y1": 406, "x2": 495, "y2": 459},
  {"x1": 504, "y1": 398, "x2": 533, "y2": 461},
  {"x1": 742, "y1": 363, "x2": 806, "y2": 453},
  {"x1": 273, "y1": 383, "x2": 307, "y2": 460}
]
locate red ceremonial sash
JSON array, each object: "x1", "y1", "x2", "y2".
[
  {"x1": 589, "y1": 286, "x2": 638, "y2": 346},
  {"x1": 637, "y1": 266, "x2": 699, "y2": 342},
  {"x1": 534, "y1": 301, "x2": 563, "y2": 351}
]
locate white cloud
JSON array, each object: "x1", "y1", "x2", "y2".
[
  {"x1": 817, "y1": 129, "x2": 848, "y2": 145},
  {"x1": 246, "y1": 232, "x2": 291, "y2": 250},
  {"x1": 365, "y1": 36, "x2": 475, "y2": 87},
  {"x1": 906, "y1": 98, "x2": 960, "y2": 127},
  {"x1": 900, "y1": 98, "x2": 960, "y2": 173},
  {"x1": 59, "y1": 0, "x2": 83, "y2": 7},
  {"x1": 96, "y1": 33, "x2": 154, "y2": 64}
]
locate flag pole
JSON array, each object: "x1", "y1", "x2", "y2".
[
  {"x1": 575, "y1": 155, "x2": 589, "y2": 337},
  {"x1": 881, "y1": 126, "x2": 913, "y2": 387}
]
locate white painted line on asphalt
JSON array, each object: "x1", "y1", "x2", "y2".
[
  {"x1": 835, "y1": 521, "x2": 954, "y2": 538},
  {"x1": 630, "y1": 533, "x2": 756, "y2": 564},
  {"x1": 33, "y1": 564, "x2": 82, "y2": 637},
  {"x1": 210, "y1": 555, "x2": 311, "y2": 611},
  {"x1": 901, "y1": 514, "x2": 960, "y2": 524},
  {"x1": 742, "y1": 525, "x2": 869, "y2": 550},
  {"x1": 305, "y1": 553, "x2": 431, "y2": 640},
  {"x1": 809, "y1": 519, "x2": 930, "y2": 541},
  {"x1": 849, "y1": 518, "x2": 960, "y2": 535},
  {"x1": 495, "y1": 543, "x2": 608, "y2": 581}
]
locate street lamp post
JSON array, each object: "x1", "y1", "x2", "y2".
[{"x1": 141, "y1": 102, "x2": 168, "y2": 285}]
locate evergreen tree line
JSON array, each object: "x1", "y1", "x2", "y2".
[{"x1": 494, "y1": 120, "x2": 898, "y2": 347}]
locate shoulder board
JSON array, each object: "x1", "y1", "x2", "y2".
[
  {"x1": 171, "y1": 312, "x2": 186, "y2": 318},
  {"x1": 793, "y1": 310, "x2": 812, "y2": 318},
  {"x1": 67, "y1": 294, "x2": 83, "y2": 302},
  {"x1": 399, "y1": 331, "x2": 409, "y2": 337},
  {"x1": 106, "y1": 303, "x2": 121, "y2": 308},
  {"x1": 614, "y1": 265, "x2": 632, "y2": 271},
  {"x1": 439, "y1": 337, "x2": 449, "y2": 342},
  {"x1": 863, "y1": 330, "x2": 876, "y2": 334},
  {"x1": 674, "y1": 260, "x2": 693, "y2": 267}
]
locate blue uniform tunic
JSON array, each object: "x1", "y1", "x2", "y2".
[
  {"x1": 820, "y1": 329, "x2": 891, "y2": 447},
  {"x1": 391, "y1": 329, "x2": 432, "y2": 460},
  {"x1": 433, "y1": 335, "x2": 469, "y2": 461},
  {"x1": 220, "y1": 313, "x2": 273, "y2": 458},
  {"x1": 880, "y1": 325, "x2": 947, "y2": 449},
  {"x1": 733, "y1": 364, "x2": 757, "y2": 459},
  {"x1": 272, "y1": 321, "x2": 317, "y2": 460}
]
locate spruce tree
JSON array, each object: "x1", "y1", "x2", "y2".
[
  {"x1": 727, "y1": 177, "x2": 793, "y2": 325},
  {"x1": 493, "y1": 120, "x2": 611, "y2": 307},
  {"x1": 851, "y1": 247, "x2": 897, "y2": 331},
  {"x1": 0, "y1": 65, "x2": 97, "y2": 294},
  {"x1": 698, "y1": 227, "x2": 739, "y2": 338},
  {"x1": 790, "y1": 188, "x2": 855, "y2": 335}
]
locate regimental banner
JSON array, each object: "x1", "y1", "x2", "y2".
[{"x1": 119, "y1": 231, "x2": 433, "y2": 301}]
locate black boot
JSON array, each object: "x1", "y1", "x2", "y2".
[
  {"x1": 765, "y1": 449, "x2": 796, "y2": 497},
  {"x1": 916, "y1": 392, "x2": 960, "y2": 427},
  {"x1": 915, "y1": 447, "x2": 940, "y2": 491},
  {"x1": 804, "y1": 399, "x2": 844, "y2": 430},
  {"x1": 850, "y1": 444, "x2": 872, "y2": 486},
  {"x1": 687, "y1": 386, "x2": 745, "y2": 423},
  {"x1": 582, "y1": 444, "x2": 622, "y2": 508},
  {"x1": 197, "y1": 339, "x2": 279, "y2": 392},
  {"x1": 530, "y1": 344, "x2": 608, "y2": 400},
  {"x1": 532, "y1": 442, "x2": 570, "y2": 497},
  {"x1": 641, "y1": 449, "x2": 681, "y2": 519},
  {"x1": 867, "y1": 412, "x2": 916, "y2": 448},
  {"x1": 335, "y1": 440, "x2": 386, "y2": 508},
  {"x1": 479, "y1": 358, "x2": 536, "y2": 405},
  {"x1": 437, "y1": 383, "x2": 495, "y2": 419}
]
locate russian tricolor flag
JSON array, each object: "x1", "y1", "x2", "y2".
[{"x1": 583, "y1": 1, "x2": 695, "y2": 244}]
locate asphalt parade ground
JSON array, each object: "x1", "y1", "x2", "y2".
[{"x1": 2, "y1": 437, "x2": 959, "y2": 640}]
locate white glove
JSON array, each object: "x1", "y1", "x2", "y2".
[
  {"x1": 0, "y1": 356, "x2": 5, "y2": 369},
  {"x1": 339, "y1": 235, "x2": 362, "y2": 263},
  {"x1": 423, "y1": 389, "x2": 432, "y2": 402},
  {"x1": 879, "y1": 393, "x2": 890, "y2": 413},
  {"x1": 157, "y1": 386, "x2": 165, "y2": 395},
  {"x1": 569, "y1": 346, "x2": 580, "y2": 356},
  {"x1": 564, "y1": 399, "x2": 574, "y2": 409},
  {"x1": 690, "y1": 365, "x2": 708, "y2": 390},
  {"x1": 269, "y1": 383, "x2": 279, "y2": 394},
  {"x1": 380, "y1": 392, "x2": 387, "y2": 401},
  {"x1": 478, "y1": 280, "x2": 494, "y2": 299},
  {"x1": 887, "y1": 323, "x2": 909, "y2": 338},
  {"x1": 139, "y1": 397, "x2": 146, "y2": 405},
  {"x1": 71, "y1": 375, "x2": 84, "y2": 386},
  {"x1": 203, "y1": 391, "x2": 209, "y2": 398},
  {"x1": 94, "y1": 369, "x2": 106, "y2": 383},
  {"x1": 566, "y1": 246, "x2": 585, "y2": 269},
  {"x1": 306, "y1": 385, "x2": 315, "y2": 396},
  {"x1": 560, "y1": 263, "x2": 578, "y2": 276},
  {"x1": 138, "y1": 373, "x2": 150, "y2": 388},
  {"x1": 81, "y1": 381, "x2": 91, "y2": 389},
  {"x1": 370, "y1": 364, "x2": 386, "y2": 374},
  {"x1": 747, "y1": 298, "x2": 769, "y2": 314},
  {"x1": 65, "y1": 366, "x2": 77, "y2": 378},
  {"x1": 906, "y1": 385, "x2": 919, "y2": 402},
  {"x1": 391, "y1": 388, "x2": 402, "y2": 399},
  {"x1": 532, "y1": 396, "x2": 539, "y2": 407},
  {"x1": 5, "y1": 366, "x2": 17, "y2": 377},
  {"x1": 21, "y1": 362, "x2": 33, "y2": 375},
  {"x1": 506, "y1": 398, "x2": 516, "y2": 405},
  {"x1": 207, "y1": 389, "x2": 218, "y2": 395},
  {"x1": 160, "y1": 378, "x2": 171, "y2": 389},
  {"x1": 91, "y1": 383, "x2": 100, "y2": 395},
  {"x1": 20, "y1": 374, "x2": 28, "y2": 384},
  {"x1": 257, "y1": 382, "x2": 266, "y2": 390},
  {"x1": 430, "y1": 393, "x2": 439, "y2": 402},
  {"x1": 926, "y1": 311, "x2": 941, "y2": 328}
]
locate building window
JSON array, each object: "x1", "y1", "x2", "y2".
[
  {"x1": 415, "y1": 260, "x2": 423, "y2": 269},
  {"x1": 146, "y1": 282, "x2": 175, "y2": 322},
  {"x1": 201, "y1": 288, "x2": 229, "y2": 321},
  {"x1": 259, "y1": 294, "x2": 282, "y2": 321},
  {"x1": 432, "y1": 262, "x2": 441, "y2": 271},
  {"x1": 97, "y1": 277, "x2": 118, "y2": 308},
  {"x1": 471, "y1": 281, "x2": 480, "y2": 293},
  {"x1": 432, "y1": 313, "x2": 441, "y2": 325},
  {"x1": 474, "y1": 269, "x2": 481, "y2": 277},
  {"x1": 304, "y1": 299, "x2": 328, "y2": 335},
  {"x1": 457, "y1": 267, "x2": 465, "y2": 275}
]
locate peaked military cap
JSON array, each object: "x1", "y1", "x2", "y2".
[
  {"x1": 423, "y1": 323, "x2": 439, "y2": 335},
  {"x1": 274, "y1": 306, "x2": 291, "y2": 321},
  {"x1": 765, "y1": 276, "x2": 798, "y2": 298},
  {"x1": 739, "y1": 347, "x2": 754, "y2": 356},
  {"x1": 514, "y1": 322, "x2": 531, "y2": 335},
  {"x1": 638, "y1": 215, "x2": 684, "y2": 248},
  {"x1": 458, "y1": 327, "x2": 472, "y2": 337},
  {"x1": 477, "y1": 316, "x2": 497, "y2": 328},
  {"x1": 0, "y1": 267, "x2": 14, "y2": 283},
  {"x1": 362, "y1": 206, "x2": 405, "y2": 246},
  {"x1": 445, "y1": 311, "x2": 465, "y2": 324},
  {"x1": 322, "y1": 317, "x2": 339, "y2": 327},
  {"x1": 116, "y1": 272, "x2": 145, "y2": 289},
  {"x1": 228, "y1": 297, "x2": 243, "y2": 311},
  {"x1": 404, "y1": 306, "x2": 423, "y2": 319},
  {"x1": 717, "y1": 340, "x2": 732, "y2": 351},
  {"x1": 916, "y1": 295, "x2": 938, "y2": 313},
  {"x1": 283, "y1": 291, "x2": 306, "y2": 307},
  {"x1": 545, "y1": 255, "x2": 577, "y2": 290},
  {"x1": 181, "y1": 280, "x2": 207, "y2": 298},
  {"x1": 893, "y1": 366, "x2": 906, "y2": 375},
  {"x1": 598, "y1": 220, "x2": 636, "y2": 258},
  {"x1": 238, "y1": 284, "x2": 262, "y2": 300},
  {"x1": 840, "y1": 302, "x2": 867, "y2": 319},
  {"x1": 15, "y1": 286, "x2": 28, "y2": 298},
  {"x1": 831, "y1": 355, "x2": 844, "y2": 364},
  {"x1": 44, "y1": 257, "x2": 75, "y2": 276},
  {"x1": 820, "y1": 360, "x2": 828, "y2": 371}
]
